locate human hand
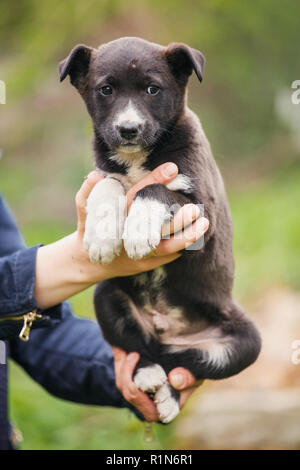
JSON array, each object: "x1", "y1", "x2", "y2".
[
  {"x1": 75, "y1": 162, "x2": 209, "y2": 282},
  {"x1": 112, "y1": 347, "x2": 204, "y2": 421}
]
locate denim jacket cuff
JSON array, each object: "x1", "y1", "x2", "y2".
[
  {"x1": 0, "y1": 244, "x2": 62, "y2": 321},
  {"x1": 13, "y1": 244, "x2": 41, "y2": 315}
]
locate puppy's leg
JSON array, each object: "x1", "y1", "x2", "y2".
[
  {"x1": 84, "y1": 177, "x2": 126, "y2": 264},
  {"x1": 154, "y1": 383, "x2": 180, "y2": 424},
  {"x1": 94, "y1": 281, "x2": 181, "y2": 423},
  {"x1": 159, "y1": 302, "x2": 262, "y2": 381},
  {"x1": 123, "y1": 183, "x2": 191, "y2": 260},
  {"x1": 94, "y1": 280, "x2": 153, "y2": 352}
]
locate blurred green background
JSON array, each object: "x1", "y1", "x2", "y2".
[{"x1": 1, "y1": 0, "x2": 300, "y2": 450}]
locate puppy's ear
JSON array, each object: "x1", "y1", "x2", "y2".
[
  {"x1": 59, "y1": 44, "x2": 95, "y2": 88},
  {"x1": 165, "y1": 43, "x2": 205, "y2": 83}
]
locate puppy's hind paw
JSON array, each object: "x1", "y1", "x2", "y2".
[
  {"x1": 134, "y1": 364, "x2": 167, "y2": 393},
  {"x1": 154, "y1": 383, "x2": 180, "y2": 424}
]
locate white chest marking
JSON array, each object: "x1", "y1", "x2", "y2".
[{"x1": 108, "y1": 151, "x2": 149, "y2": 191}]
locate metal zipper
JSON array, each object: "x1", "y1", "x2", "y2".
[{"x1": 0, "y1": 310, "x2": 42, "y2": 342}]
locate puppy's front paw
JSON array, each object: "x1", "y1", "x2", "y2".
[
  {"x1": 123, "y1": 197, "x2": 171, "y2": 260},
  {"x1": 83, "y1": 178, "x2": 126, "y2": 264},
  {"x1": 134, "y1": 364, "x2": 167, "y2": 393},
  {"x1": 83, "y1": 223, "x2": 123, "y2": 264},
  {"x1": 154, "y1": 383, "x2": 180, "y2": 424}
]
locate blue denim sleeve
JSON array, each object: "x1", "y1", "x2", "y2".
[
  {"x1": 9, "y1": 303, "x2": 144, "y2": 417},
  {"x1": 0, "y1": 244, "x2": 42, "y2": 316}
]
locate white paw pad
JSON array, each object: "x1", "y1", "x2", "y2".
[
  {"x1": 123, "y1": 197, "x2": 171, "y2": 260},
  {"x1": 154, "y1": 383, "x2": 180, "y2": 423},
  {"x1": 134, "y1": 364, "x2": 167, "y2": 393}
]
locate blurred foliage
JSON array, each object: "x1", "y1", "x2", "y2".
[
  {"x1": 1, "y1": 0, "x2": 300, "y2": 451},
  {"x1": 1, "y1": 0, "x2": 300, "y2": 156}
]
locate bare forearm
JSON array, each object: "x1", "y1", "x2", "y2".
[{"x1": 34, "y1": 232, "x2": 101, "y2": 309}]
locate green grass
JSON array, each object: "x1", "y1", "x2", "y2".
[
  {"x1": 10, "y1": 361, "x2": 175, "y2": 450},
  {"x1": 231, "y1": 162, "x2": 300, "y2": 301}
]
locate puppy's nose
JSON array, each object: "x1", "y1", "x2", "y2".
[{"x1": 119, "y1": 122, "x2": 138, "y2": 140}]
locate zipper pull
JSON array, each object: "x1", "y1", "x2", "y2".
[{"x1": 19, "y1": 311, "x2": 42, "y2": 342}]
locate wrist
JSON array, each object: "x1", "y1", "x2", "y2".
[
  {"x1": 34, "y1": 232, "x2": 106, "y2": 309},
  {"x1": 66, "y1": 231, "x2": 107, "y2": 285}
]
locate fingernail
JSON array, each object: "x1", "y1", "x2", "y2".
[
  {"x1": 171, "y1": 373, "x2": 185, "y2": 389},
  {"x1": 199, "y1": 217, "x2": 209, "y2": 232},
  {"x1": 163, "y1": 163, "x2": 177, "y2": 178}
]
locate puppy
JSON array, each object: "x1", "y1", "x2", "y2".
[{"x1": 59, "y1": 37, "x2": 261, "y2": 423}]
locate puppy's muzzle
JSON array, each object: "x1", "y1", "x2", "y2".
[{"x1": 117, "y1": 121, "x2": 141, "y2": 141}]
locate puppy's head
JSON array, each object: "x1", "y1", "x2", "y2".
[{"x1": 59, "y1": 37, "x2": 204, "y2": 154}]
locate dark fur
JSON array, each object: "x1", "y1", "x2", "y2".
[{"x1": 60, "y1": 37, "x2": 261, "y2": 417}]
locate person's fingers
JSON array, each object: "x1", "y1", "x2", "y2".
[
  {"x1": 112, "y1": 346, "x2": 126, "y2": 361},
  {"x1": 161, "y1": 204, "x2": 201, "y2": 237},
  {"x1": 155, "y1": 217, "x2": 209, "y2": 256},
  {"x1": 126, "y1": 163, "x2": 178, "y2": 209},
  {"x1": 76, "y1": 171, "x2": 103, "y2": 237},
  {"x1": 127, "y1": 389, "x2": 159, "y2": 422},
  {"x1": 112, "y1": 347, "x2": 127, "y2": 390},
  {"x1": 168, "y1": 367, "x2": 197, "y2": 390},
  {"x1": 120, "y1": 352, "x2": 158, "y2": 422},
  {"x1": 168, "y1": 367, "x2": 204, "y2": 409}
]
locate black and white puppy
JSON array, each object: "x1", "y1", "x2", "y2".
[{"x1": 59, "y1": 37, "x2": 261, "y2": 423}]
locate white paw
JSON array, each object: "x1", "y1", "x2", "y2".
[
  {"x1": 134, "y1": 364, "x2": 167, "y2": 393},
  {"x1": 83, "y1": 178, "x2": 126, "y2": 264},
  {"x1": 154, "y1": 383, "x2": 180, "y2": 423},
  {"x1": 123, "y1": 197, "x2": 171, "y2": 260},
  {"x1": 83, "y1": 231, "x2": 122, "y2": 264}
]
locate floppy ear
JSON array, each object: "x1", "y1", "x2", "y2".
[
  {"x1": 165, "y1": 42, "x2": 205, "y2": 83},
  {"x1": 59, "y1": 44, "x2": 94, "y2": 88}
]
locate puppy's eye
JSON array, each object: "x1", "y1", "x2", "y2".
[
  {"x1": 99, "y1": 85, "x2": 113, "y2": 96},
  {"x1": 147, "y1": 85, "x2": 160, "y2": 96}
]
